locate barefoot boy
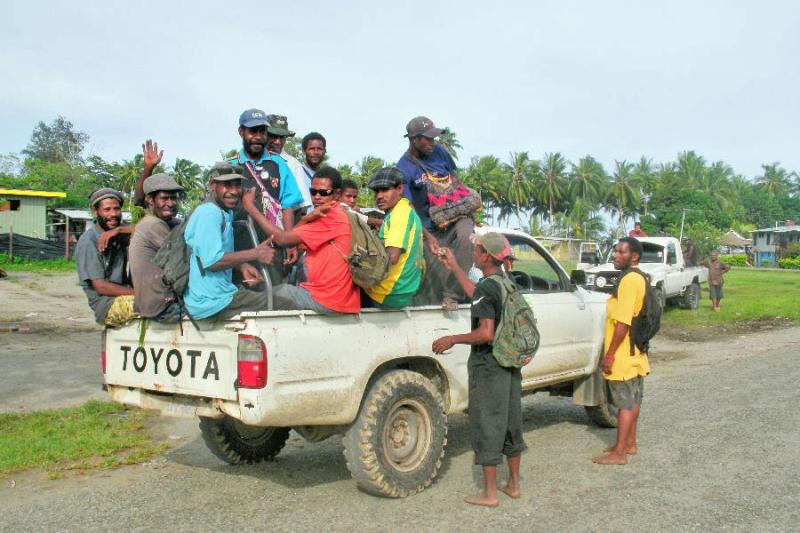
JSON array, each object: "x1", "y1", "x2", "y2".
[
  {"x1": 432, "y1": 232, "x2": 526, "y2": 506},
  {"x1": 592, "y1": 237, "x2": 650, "y2": 465}
]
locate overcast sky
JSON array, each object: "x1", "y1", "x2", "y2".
[{"x1": 2, "y1": 0, "x2": 798, "y2": 178}]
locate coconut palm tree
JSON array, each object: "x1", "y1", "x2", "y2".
[
  {"x1": 462, "y1": 155, "x2": 506, "y2": 224},
  {"x1": 569, "y1": 155, "x2": 607, "y2": 206},
  {"x1": 500, "y1": 152, "x2": 538, "y2": 228},
  {"x1": 536, "y1": 152, "x2": 568, "y2": 227},
  {"x1": 755, "y1": 162, "x2": 792, "y2": 198},
  {"x1": 606, "y1": 160, "x2": 640, "y2": 232},
  {"x1": 437, "y1": 128, "x2": 463, "y2": 161},
  {"x1": 631, "y1": 157, "x2": 657, "y2": 215},
  {"x1": 676, "y1": 150, "x2": 707, "y2": 188}
]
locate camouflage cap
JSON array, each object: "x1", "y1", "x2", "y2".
[
  {"x1": 143, "y1": 173, "x2": 184, "y2": 195},
  {"x1": 89, "y1": 188, "x2": 125, "y2": 208},
  {"x1": 208, "y1": 162, "x2": 244, "y2": 182},
  {"x1": 266, "y1": 114, "x2": 295, "y2": 137},
  {"x1": 368, "y1": 167, "x2": 404, "y2": 190},
  {"x1": 471, "y1": 232, "x2": 512, "y2": 261},
  {"x1": 404, "y1": 116, "x2": 444, "y2": 139}
]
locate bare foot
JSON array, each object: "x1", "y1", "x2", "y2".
[
  {"x1": 464, "y1": 492, "x2": 499, "y2": 507},
  {"x1": 498, "y1": 483, "x2": 520, "y2": 499},
  {"x1": 604, "y1": 445, "x2": 637, "y2": 455},
  {"x1": 592, "y1": 452, "x2": 628, "y2": 465}
]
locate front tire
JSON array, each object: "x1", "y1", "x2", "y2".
[
  {"x1": 680, "y1": 281, "x2": 700, "y2": 309},
  {"x1": 343, "y1": 370, "x2": 447, "y2": 498},
  {"x1": 584, "y1": 377, "x2": 619, "y2": 428},
  {"x1": 653, "y1": 285, "x2": 667, "y2": 310},
  {"x1": 199, "y1": 416, "x2": 290, "y2": 464}
]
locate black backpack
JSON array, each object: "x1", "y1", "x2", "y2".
[{"x1": 612, "y1": 268, "x2": 662, "y2": 355}]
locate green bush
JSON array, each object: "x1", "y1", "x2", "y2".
[
  {"x1": 720, "y1": 254, "x2": 748, "y2": 266},
  {"x1": 780, "y1": 242, "x2": 800, "y2": 259},
  {"x1": 778, "y1": 257, "x2": 800, "y2": 270}
]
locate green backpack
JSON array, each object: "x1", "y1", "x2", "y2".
[
  {"x1": 332, "y1": 209, "x2": 391, "y2": 288},
  {"x1": 488, "y1": 274, "x2": 540, "y2": 368}
]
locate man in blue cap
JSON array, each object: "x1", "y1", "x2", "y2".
[{"x1": 228, "y1": 108, "x2": 305, "y2": 284}]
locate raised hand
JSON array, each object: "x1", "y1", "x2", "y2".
[
  {"x1": 142, "y1": 139, "x2": 163, "y2": 170},
  {"x1": 284, "y1": 246, "x2": 299, "y2": 265},
  {"x1": 96, "y1": 227, "x2": 120, "y2": 252}
]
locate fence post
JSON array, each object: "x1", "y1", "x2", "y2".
[
  {"x1": 65, "y1": 215, "x2": 70, "y2": 260},
  {"x1": 8, "y1": 225, "x2": 12, "y2": 262}
]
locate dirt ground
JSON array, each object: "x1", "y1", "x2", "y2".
[{"x1": 1, "y1": 272, "x2": 799, "y2": 532}]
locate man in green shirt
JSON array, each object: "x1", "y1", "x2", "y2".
[{"x1": 364, "y1": 167, "x2": 424, "y2": 308}]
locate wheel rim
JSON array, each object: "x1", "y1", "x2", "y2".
[
  {"x1": 381, "y1": 398, "x2": 433, "y2": 473},
  {"x1": 226, "y1": 418, "x2": 277, "y2": 446}
]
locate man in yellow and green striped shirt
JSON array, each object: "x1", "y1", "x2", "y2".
[{"x1": 365, "y1": 168, "x2": 424, "y2": 308}]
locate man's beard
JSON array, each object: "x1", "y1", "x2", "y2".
[
  {"x1": 97, "y1": 215, "x2": 121, "y2": 231},
  {"x1": 244, "y1": 140, "x2": 264, "y2": 158}
]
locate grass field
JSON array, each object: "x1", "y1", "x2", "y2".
[
  {"x1": 663, "y1": 269, "x2": 800, "y2": 327},
  {"x1": 0, "y1": 253, "x2": 76, "y2": 272},
  {"x1": 0, "y1": 401, "x2": 166, "y2": 478}
]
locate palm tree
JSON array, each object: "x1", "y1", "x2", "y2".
[
  {"x1": 700, "y1": 161, "x2": 734, "y2": 207},
  {"x1": 462, "y1": 155, "x2": 505, "y2": 224},
  {"x1": 172, "y1": 158, "x2": 203, "y2": 191},
  {"x1": 569, "y1": 155, "x2": 607, "y2": 206},
  {"x1": 606, "y1": 160, "x2": 640, "y2": 232},
  {"x1": 558, "y1": 198, "x2": 605, "y2": 240},
  {"x1": 755, "y1": 163, "x2": 792, "y2": 198},
  {"x1": 631, "y1": 157, "x2": 657, "y2": 215},
  {"x1": 536, "y1": 152, "x2": 568, "y2": 227},
  {"x1": 501, "y1": 152, "x2": 537, "y2": 228},
  {"x1": 437, "y1": 128, "x2": 463, "y2": 161},
  {"x1": 354, "y1": 156, "x2": 386, "y2": 187},
  {"x1": 676, "y1": 150, "x2": 707, "y2": 188}
]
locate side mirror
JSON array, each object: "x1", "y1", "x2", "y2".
[{"x1": 570, "y1": 269, "x2": 587, "y2": 285}]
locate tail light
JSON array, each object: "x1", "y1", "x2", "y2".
[{"x1": 238, "y1": 334, "x2": 267, "y2": 388}]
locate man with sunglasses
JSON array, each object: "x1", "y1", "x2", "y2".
[
  {"x1": 243, "y1": 167, "x2": 360, "y2": 314},
  {"x1": 227, "y1": 109, "x2": 305, "y2": 284}
]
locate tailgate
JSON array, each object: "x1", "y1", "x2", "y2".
[{"x1": 105, "y1": 321, "x2": 239, "y2": 401}]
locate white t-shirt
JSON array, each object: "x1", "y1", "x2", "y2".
[{"x1": 275, "y1": 151, "x2": 313, "y2": 208}]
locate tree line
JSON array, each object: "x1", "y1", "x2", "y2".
[{"x1": 2, "y1": 116, "x2": 799, "y2": 250}]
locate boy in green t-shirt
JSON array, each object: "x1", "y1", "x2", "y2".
[{"x1": 364, "y1": 167, "x2": 424, "y2": 308}]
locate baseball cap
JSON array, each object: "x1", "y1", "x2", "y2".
[
  {"x1": 266, "y1": 114, "x2": 295, "y2": 137},
  {"x1": 239, "y1": 108, "x2": 269, "y2": 128},
  {"x1": 89, "y1": 188, "x2": 125, "y2": 208},
  {"x1": 404, "y1": 116, "x2": 444, "y2": 139},
  {"x1": 143, "y1": 173, "x2": 185, "y2": 195},
  {"x1": 368, "y1": 167, "x2": 404, "y2": 190},
  {"x1": 208, "y1": 162, "x2": 244, "y2": 182},
  {"x1": 471, "y1": 232, "x2": 513, "y2": 261}
]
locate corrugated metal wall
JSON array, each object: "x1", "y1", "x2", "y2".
[{"x1": 0, "y1": 196, "x2": 48, "y2": 238}]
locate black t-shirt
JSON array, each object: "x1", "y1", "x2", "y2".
[
  {"x1": 470, "y1": 277, "x2": 503, "y2": 356},
  {"x1": 235, "y1": 158, "x2": 282, "y2": 244}
]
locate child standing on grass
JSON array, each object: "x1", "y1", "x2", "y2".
[{"x1": 432, "y1": 232, "x2": 526, "y2": 507}]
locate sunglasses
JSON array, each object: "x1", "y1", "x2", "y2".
[{"x1": 309, "y1": 188, "x2": 334, "y2": 197}]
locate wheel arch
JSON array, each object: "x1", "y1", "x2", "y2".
[{"x1": 360, "y1": 357, "x2": 451, "y2": 413}]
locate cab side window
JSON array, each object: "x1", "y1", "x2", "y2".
[
  {"x1": 505, "y1": 236, "x2": 565, "y2": 293},
  {"x1": 667, "y1": 243, "x2": 678, "y2": 265}
]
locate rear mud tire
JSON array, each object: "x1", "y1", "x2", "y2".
[
  {"x1": 680, "y1": 282, "x2": 701, "y2": 310},
  {"x1": 199, "y1": 416, "x2": 290, "y2": 465},
  {"x1": 343, "y1": 370, "x2": 447, "y2": 498},
  {"x1": 584, "y1": 378, "x2": 619, "y2": 428}
]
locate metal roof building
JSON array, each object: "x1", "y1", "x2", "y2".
[{"x1": 0, "y1": 189, "x2": 66, "y2": 239}]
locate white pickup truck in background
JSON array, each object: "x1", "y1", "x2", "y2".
[
  {"x1": 577, "y1": 236, "x2": 708, "y2": 309},
  {"x1": 104, "y1": 227, "x2": 613, "y2": 498}
]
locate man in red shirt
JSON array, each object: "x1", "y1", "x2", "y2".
[
  {"x1": 628, "y1": 222, "x2": 647, "y2": 237},
  {"x1": 243, "y1": 166, "x2": 360, "y2": 314}
]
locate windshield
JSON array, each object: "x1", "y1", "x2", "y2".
[{"x1": 603, "y1": 242, "x2": 666, "y2": 264}]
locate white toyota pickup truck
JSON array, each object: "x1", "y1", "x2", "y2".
[
  {"x1": 104, "y1": 226, "x2": 613, "y2": 498},
  {"x1": 577, "y1": 236, "x2": 708, "y2": 309}
]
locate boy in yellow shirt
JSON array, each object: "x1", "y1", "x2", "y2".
[{"x1": 593, "y1": 236, "x2": 650, "y2": 465}]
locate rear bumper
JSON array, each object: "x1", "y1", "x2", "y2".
[{"x1": 108, "y1": 385, "x2": 236, "y2": 420}]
